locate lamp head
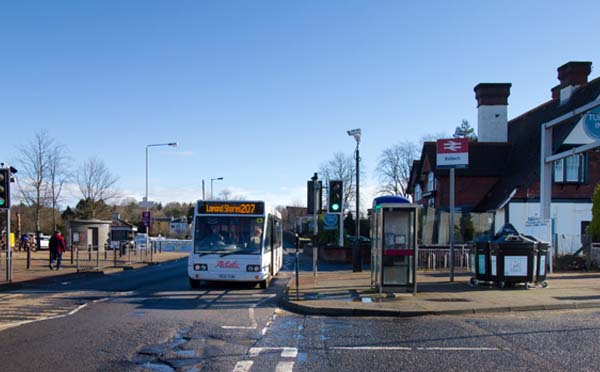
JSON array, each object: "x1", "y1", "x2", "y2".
[{"x1": 168, "y1": 142, "x2": 178, "y2": 147}]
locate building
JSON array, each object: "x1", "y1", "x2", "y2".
[
  {"x1": 110, "y1": 213, "x2": 137, "y2": 248},
  {"x1": 407, "y1": 61, "x2": 600, "y2": 254},
  {"x1": 169, "y1": 217, "x2": 190, "y2": 237}
]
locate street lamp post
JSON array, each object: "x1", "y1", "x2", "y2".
[
  {"x1": 210, "y1": 177, "x2": 223, "y2": 199},
  {"x1": 146, "y1": 142, "x2": 177, "y2": 262},
  {"x1": 347, "y1": 128, "x2": 362, "y2": 272}
]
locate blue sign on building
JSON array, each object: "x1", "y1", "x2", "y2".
[{"x1": 584, "y1": 107, "x2": 600, "y2": 140}]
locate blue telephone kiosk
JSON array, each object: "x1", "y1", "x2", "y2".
[{"x1": 370, "y1": 195, "x2": 418, "y2": 294}]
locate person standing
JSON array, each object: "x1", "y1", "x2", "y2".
[{"x1": 49, "y1": 230, "x2": 66, "y2": 270}]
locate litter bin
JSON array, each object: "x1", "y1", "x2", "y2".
[
  {"x1": 490, "y1": 232, "x2": 537, "y2": 289},
  {"x1": 470, "y1": 237, "x2": 492, "y2": 285}
]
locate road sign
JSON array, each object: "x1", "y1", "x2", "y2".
[
  {"x1": 142, "y1": 211, "x2": 151, "y2": 227},
  {"x1": 584, "y1": 107, "x2": 600, "y2": 140},
  {"x1": 436, "y1": 138, "x2": 469, "y2": 168},
  {"x1": 323, "y1": 213, "x2": 338, "y2": 226}
]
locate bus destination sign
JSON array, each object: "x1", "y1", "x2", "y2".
[{"x1": 197, "y1": 201, "x2": 265, "y2": 215}]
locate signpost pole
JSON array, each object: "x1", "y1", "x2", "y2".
[{"x1": 450, "y1": 168, "x2": 455, "y2": 282}]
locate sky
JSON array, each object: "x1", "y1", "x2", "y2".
[{"x1": 2, "y1": 1, "x2": 600, "y2": 211}]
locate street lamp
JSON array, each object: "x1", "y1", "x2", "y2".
[
  {"x1": 145, "y1": 142, "x2": 177, "y2": 261},
  {"x1": 210, "y1": 177, "x2": 224, "y2": 199},
  {"x1": 347, "y1": 128, "x2": 361, "y2": 272}
]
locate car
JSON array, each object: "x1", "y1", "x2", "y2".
[{"x1": 39, "y1": 235, "x2": 50, "y2": 250}]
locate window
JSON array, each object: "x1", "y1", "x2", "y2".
[
  {"x1": 415, "y1": 184, "x2": 422, "y2": 202},
  {"x1": 427, "y1": 172, "x2": 435, "y2": 191},
  {"x1": 553, "y1": 154, "x2": 586, "y2": 183}
]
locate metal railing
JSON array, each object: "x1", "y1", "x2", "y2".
[
  {"x1": 417, "y1": 245, "x2": 470, "y2": 270},
  {"x1": 74, "y1": 242, "x2": 156, "y2": 272}
]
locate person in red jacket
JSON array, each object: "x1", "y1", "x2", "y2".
[{"x1": 49, "y1": 230, "x2": 66, "y2": 270}]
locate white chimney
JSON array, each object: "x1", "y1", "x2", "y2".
[
  {"x1": 474, "y1": 83, "x2": 511, "y2": 142},
  {"x1": 556, "y1": 61, "x2": 591, "y2": 105}
]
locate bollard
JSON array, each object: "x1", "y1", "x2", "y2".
[
  {"x1": 104, "y1": 244, "x2": 108, "y2": 261},
  {"x1": 312, "y1": 245, "x2": 318, "y2": 277},
  {"x1": 76, "y1": 247, "x2": 80, "y2": 272},
  {"x1": 295, "y1": 235, "x2": 300, "y2": 300},
  {"x1": 88, "y1": 244, "x2": 92, "y2": 261},
  {"x1": 113, "y1": 246, "x2": 117, "y2": 267},
  {"x1": 96, "y1": 248, "x2": 100, "y2": 270},
  {"x1": 128, "y1": 243, "x2": 132, "y2": 263}
]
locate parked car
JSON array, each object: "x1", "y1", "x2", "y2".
[{"x1": 39, "y1": 235, "x2": 50, "y2": 250}]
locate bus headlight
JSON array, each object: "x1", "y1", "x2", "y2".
[
  {"x1": 194, "y1": 264, "x2": 208, "y2": 271},
  {"x1": 247, "y1": 265, "x2": 261, "y2": 272}
]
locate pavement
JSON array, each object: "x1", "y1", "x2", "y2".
[
  {"x1": 0, "y1": 248, "x2": 189, "y2": 290},
  {"x1": 280, "y1": 248, "x2": 600, "y2": 317}
]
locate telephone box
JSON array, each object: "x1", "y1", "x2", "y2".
[{"x1": 370, "y1": 196, "x2": 418, "y2": 294}]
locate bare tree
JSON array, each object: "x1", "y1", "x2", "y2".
[
  {"x1": 76, "y1": 157, "x2": 119, "y2": 218},
  {"x1": 375, "y1": 141, "x2": 419, "y2": 196},
  {"x1": 47, "y1": 145, "x2": 70, "y2": 230},
  {"x1": 15, "y1": 131, "x2": 52, "y2": 239},
  {"x1": 319, "y1": 152, "x2": 356, "y2": 206}
]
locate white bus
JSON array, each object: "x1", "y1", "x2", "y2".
[{"x1": 188, "y1": 200, "x2": 283, "y2": 289}]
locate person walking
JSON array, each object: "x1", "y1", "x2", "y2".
[{"x1": 49, "y1": 230, "x2": 66, "y2": 270}]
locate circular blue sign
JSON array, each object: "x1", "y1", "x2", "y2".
[
  {"x1": 323, "y1": 213, "x2": 338, "y2": 226},
  {"x1": 584, "y1": 107, "x2": 600, "y2": 140}
]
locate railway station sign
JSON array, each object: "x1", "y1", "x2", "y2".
[{"x1": 436, "y1": 138, "x2": 469, "y2": 169}]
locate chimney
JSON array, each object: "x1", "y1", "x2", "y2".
[
  {"x1": 551, "y1": 85, "x2": 560, "y2": 100},
  {"x1": 557, "y1": 61, "x2": 592, "y2": 104},
  {"x1": 474, "y1": 83, "x2": 511, "y2": 143}
]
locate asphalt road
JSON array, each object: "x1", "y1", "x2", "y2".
[{"x1": 1, "y1": 255, "x2": 600, "y2": 371}]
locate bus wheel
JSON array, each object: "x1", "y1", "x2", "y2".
[
  {"x1": 189, "y1": 278, "x2": 201, "y2": 289},
  {"x1": 260, "y1": 276, "x2": 271, "y2": 289}
]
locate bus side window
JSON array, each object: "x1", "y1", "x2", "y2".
[{"x1": 264, "y1": 216, "x2": 272, "y2": 253}]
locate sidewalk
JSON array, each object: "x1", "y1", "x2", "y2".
[
  {"x1": 281, "y1": 254, "x2": 600, "y2": 317},
  {"x1": 0, "y1": 249, "x2": 189, "y2": 290}
]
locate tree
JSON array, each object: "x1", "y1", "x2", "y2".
[
  {"x1": 76, "y1": 157, "x2": 119, "y2": 218},
  {"x1": 453, "y1": 119, "x2": 477, "y2": 140},
  {"x1": 590, "y1": 183, "x2": 600, "y2": 242},
  {"x1": 375, "y1": 141, "x2": 419, "y2": 196},
  {"x1": 47, "y1": 145, "x2": 70, "y2": 230},
  {"x1": 319, "y1": 152, "x2": 356, "y2": 206},
  {"x1": 15, "y1": 131, "x2": 53, "y2": 243}
]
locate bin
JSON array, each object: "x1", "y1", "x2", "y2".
[
  {"x1": 535, "y1": 242, "x2": 549, "y2": 287},
  {"x1": 470, "y1": 238, "x2": 492, "y2": 285},
  {"x1": 490, "y1": 233, "x2": 537, "y2": 289}
]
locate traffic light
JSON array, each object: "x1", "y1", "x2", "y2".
[
  {"x1": 307, "y1": 180, "x2": 322, "y2": 214},
  {"x1": 0, "y1": 168, "x2": 9, "y2": 209},
  {"x1": 328, "y1": 180, "x2": 343, "y2": 213}
]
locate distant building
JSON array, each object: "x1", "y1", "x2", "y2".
[
  {"x1": 407, "y1": 61, "x2": 600, "y2": 254},
  {"x1": 169, "y1": 217, "x2": 190, "y2": 236},
  {"x1": 110, "y1": 213, "x2": 137, "y2": 247}
]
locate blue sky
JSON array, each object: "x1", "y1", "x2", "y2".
[{"x1": 2, "y1": 1, "x2": 600, "y2": 209}]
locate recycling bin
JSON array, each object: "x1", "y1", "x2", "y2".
[
  {"x1": 535, "y1": 242, "x2": 549, "y2": 287},
  {"x1": 489, "y1": 233, "x2": 537, "y2": 289},
  {"x1": 470, "y1": 238, "x2": 492, "y2": 285}
]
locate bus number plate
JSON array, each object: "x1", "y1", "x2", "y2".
[{"x1": 219, "y1": 274, "x2": 235, "y2": 279}]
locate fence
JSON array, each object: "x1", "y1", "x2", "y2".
[
  {"x1": 417, "y1": 245, "x2": 471, "y2": 270},
  {"x1": 591, "y1": 243, "x2": 600, "y2": 267}
]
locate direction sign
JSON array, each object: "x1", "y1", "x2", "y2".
[
  {"x1": 142, "y1": 211, "x2": 151, "y2": 227},
  {"x1": 437, "y1": 138, "x2": 469, "y2": 168},
  {"x1": 584, "y1": 107, "x2": 600, "y2": 140},
  {"x1": 323, "y1": 213, "x2": 338, "y2": 226}
]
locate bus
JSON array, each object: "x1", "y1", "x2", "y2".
[{"x1": 188, "y1": 200, "x2": 283, "y2": 289}]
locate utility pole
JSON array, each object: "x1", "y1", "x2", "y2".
[{"x1": 347, "y1": 128, "x2": 362, "y2": 272}]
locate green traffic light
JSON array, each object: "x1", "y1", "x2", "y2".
[
  {"x1": 0, "y1": 198, "x2": 4, "y2": 206},
  {"x1": 331, "y1": 203, "x2": 340, "y2": 211}
]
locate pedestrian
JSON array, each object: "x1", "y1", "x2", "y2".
[{"x1": 49, "y1": 230, "x2": 66, "y2": 270}]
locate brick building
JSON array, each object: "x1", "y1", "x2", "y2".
[{"x1": 407, "y1": 61, "x2": 600, "y2": 253}]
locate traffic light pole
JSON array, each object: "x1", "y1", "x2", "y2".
[
  {"x1": 312, "y1": 178, "x2": 319, "y2": 277},
  {"x1": 6, "y1": 208, "x2": 11, "y2": 282},
  {"x1": 353, "y1": 142, "x2": 361, "y2": 272}
]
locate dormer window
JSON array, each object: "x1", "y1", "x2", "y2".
[
  {"x1": 427, "y1": 172, "x2": 435, "y2": 191},
  {"x1": 554, "y1": 154, "x2": 586, "y2": 183}
]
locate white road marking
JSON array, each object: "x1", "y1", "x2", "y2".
[
  {"x1": 222, "y1": 326, "x2": 256, "y2": 330},
  {"x1": 232, "y1": 360, "x2": 253, "y2": 372},
  {"x1": 331, "y1": 346, "x2": 501, "y2": 351},
  {"x1": 222, "y1": 295, "x2": 275, "y2": 331},
  {"x1": 275, "y1": 361, "x2": 295, "y2": 372},
  {"x1": 332, "y1": 346, "x2": 412, "y2": 351},
  {"x1": 281, "y1": 347, "x2": 298, "y2": 358}
]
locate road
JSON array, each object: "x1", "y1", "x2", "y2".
[{"x1": 1, "y1": 254, "x2": 600, "y2": 371}]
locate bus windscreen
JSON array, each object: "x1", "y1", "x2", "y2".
[{"x1": 193, "y1": 216, "x2": 264, "y2": 255}]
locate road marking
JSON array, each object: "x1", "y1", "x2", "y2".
[
  {"x1": 417, "y1": 347, "x2": 501, "y2": 351},
  {"x1": 222, "y1": 295, "x2": 275, "y2": 331},
  {"x1": 331, "y1": 346, "x2": 501, "y2": 351},
  {"x1": 232, "y1": 360, "x2": 253, "y2": 372},
  {"x1": 222, "y1": 326, "x2": 256, "y2": 330},
  {"x1": 248, "y1": 347, "x2": 298, "y2": 358},
  {"x1": 275, "y1": 361, "x2": 294, "y2": 372},
  {"x1": 332, "y1": 346, "x2": 412, "y2": 351}
]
